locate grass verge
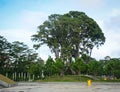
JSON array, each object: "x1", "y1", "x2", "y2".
[
  {"x1": 37, "y1": 75, "x2": 94, "y2": 82},
  {"x1": 37, "y1": 75, "x2": 120, "y2": 82},
  {"x1": 0, "y1": 74, "x2": 16, "y2": 84}
]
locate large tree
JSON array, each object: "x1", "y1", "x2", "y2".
[{"x1": 32, "y1": 11, "x2": 105, "y2": 62}]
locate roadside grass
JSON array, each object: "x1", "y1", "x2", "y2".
[
  {"x1": 37, "y1": 75, "x2": 94, "y2": 82},
  {"x1": 94, "y1": 79, "x2": 120, "y2": 82},
  {"x1": 37, "y1": 75, "x2": 120, "y2": 82},
  {"x1": 0, "y1": 74, "x2": 16, "y2": 84}
]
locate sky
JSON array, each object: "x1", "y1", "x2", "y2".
[{"x1": 0, "y1": 0, "x2": 120, "y2": 60}]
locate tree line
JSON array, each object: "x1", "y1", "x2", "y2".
[
  {"x1": 0, "y1": 35, "x2": 120, "y2": 80},
  {"x1": 0, "y1": 11, "x2": 120, "y2": 80},
  {"x1": 43, "y1": 56, "x2": 120, "y2": 79},
  {"x1": 0, "y1": 35, "x2": 42, "y2": 80}
]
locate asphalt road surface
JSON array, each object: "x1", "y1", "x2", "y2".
[{"x1": 0, "y1": 82, "x2": 120, "y2": 92}]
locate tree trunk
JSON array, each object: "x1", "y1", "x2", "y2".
[
  {"x1": 54, "y1": 48, "x2": 60, "y2": 59},
  {"x1": 74, "y1": 44, "x2": 79, "y2": 60},
  {"x1": 60, "y1": 70, "x2": 64, "y2": 77}
]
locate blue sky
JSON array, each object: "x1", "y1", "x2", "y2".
[{"x1": 0, "y1": 0, "x2": 120, "y2": 60}]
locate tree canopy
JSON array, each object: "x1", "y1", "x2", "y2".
[
  {"x1": 32, "y1": 11, "x2": 105, "y2": 62},
  {"x1": 0, "y1": 35, "x2": 42, "y2": 77}
]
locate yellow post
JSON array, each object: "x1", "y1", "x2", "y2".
[
  {"x1": 87, "y1": 79, "x2": 92, "y2": 87},
  {"x1": 104, "y1": 77, "x2": 107, "y2": 80},
  {"x1": 104, "y1": 76, "x2": 107, "y2": 80}
]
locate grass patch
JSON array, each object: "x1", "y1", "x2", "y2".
[
  {"x1": 94, "y1": 79, "x2": 120, "y2": 82},
  {"x1": 37, "y1": 75, "x2": 120, "y2": 82},
  {"x1": 0, "y1": 74, "x2": 16, "y2": 84},
  {"x1": 37, "y1": 75, "x2": 94, "y2": 82}
]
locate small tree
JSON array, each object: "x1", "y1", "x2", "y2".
[
  {"x1": 72, "y1": 58, "x2": 87, "y2": 75},
  {"x1": 88, "y1": 59, "x2": 103, "y2": 76},
  {"x1": 105, "y1": 58, "x2": 120, "y2": 78},
  {"x1": 44, "y1": 56, "x2": 56, "y2": 76},
  {"x1": 54, "y1": 58, "x2": 65, "y2": 76}
]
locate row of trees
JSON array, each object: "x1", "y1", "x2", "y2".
[
  {"x1": 0, "y1": 35, "x2": 42, "y2": 77},
  {"x1": 43, "y1": 56, "x2": 120, "y2": 79},
  {"x1": 0, "y1": 35, "x2": 120, "y2": 80}
]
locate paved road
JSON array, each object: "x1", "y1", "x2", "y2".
[{"x1": 0, "y1": 82, "x2": 120, "y2": 92}]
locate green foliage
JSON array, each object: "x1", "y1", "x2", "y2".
[
  {"x1": 31, "y1": 11, "x2": 106, "y2": 78},
  {"x1": 44, "y1": 56, "x2": 56, "y2": 76},
  {"x1": 88, "y1": 60, "x2": 102, "y2": 76},
  {"x1": 0, "y1": 35, "x2": 12, "y2": 74},
  {"x1": 0, "y1": 35, "x2": 120, "y2": 80},
  {"x1": 1, "y1": 7, "x2": 120, "y2": 81},
  {"x1": 37, "y1": 75, "x2": 93, "y2": 82},
  {"x1": 11, "y1": 41, "x2": 39, "y2": 73},
  {"x1": 32, "y1": 11, "x2": 105, "y2": 62},
  {"x1": 54, "y1": 58, "x2": 64, "y2": 76},
  {"x1": 105, "y1": 58, "x2": 120, "y2": 78},
  {"x1": 72, "y1": 58, "x2": 87, "y2": 75},
  {"x1": 0, "y1": 35, "x2": 42, "y2": 80},
  {"x1": 29, "y1": 61, "x2": 43, "y2": 79}
]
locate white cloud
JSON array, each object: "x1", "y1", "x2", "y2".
[
  {"x1": 20, "y1": 10, "x2": 48, "y2": 29},
  {"x1": 110, "y1": 9, "x2": 120, "y2": 17},
  {"x1": 53, "y1": 0, "x2": 105, "y2": 12},
  {"x1": 0, "y1": 10, "x2": 49, "y2": 47},
  {"x1": 37, "y1": 45, "x2": 55, "y2": 61},
  {"x1": 0, "y1": 29, "x2": 34, "y2": 46},
  {"x1": 78, "y1": 0, "x2": 104, "y2": 8},
  {"x1": 106, "y1": 9, "x2": 120, "y2": 31},
  {"x1": 92, "y1": 9, "x2": 120, "y2": 60},
  {"x1": 0, "y1": 10, "x2": 53, "y2": 60},
  {"x1": 92, "y1": 30, "x2": 120, "y2": 59},
  {"x1": 62, "y1": 0, "x2": 105, "y2": 10},
  {"x1": 0, "y1": 29, "x2": 54, "y2": 60}
]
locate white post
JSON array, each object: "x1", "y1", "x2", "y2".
[
  {"x1": 27, "y1": 72, "x2": 29, "y2": 78},
  {"x1": 6, "y1": 73, "x2": 8, "y2": 77},
  {"x1": 15, "y1": 72, "x2": 16, "y2": 80},
  {"x1": 42, "y1": 70, "x2": 45, "y2": 79},
  {"x1": 24, "y1": 73, "x2": 26, "y2": 80},
  {"x1": 21, "y1": 72, "x2": 23, "y2": 78},
  {"x1": 19, "y1": 73, "x2": 20, "y2": 78},
  {"x1": 33, "y1": 75, "x2": 34, "y2": 80},
  {"x1": 13, "y1": 73, "x2": 14, "y2": 80},
  {"x1": 28, "y1": 73, "x2": 30, "y2": 81}
]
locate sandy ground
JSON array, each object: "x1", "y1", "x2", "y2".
[{"x1": 0, "y1": 82, "x2": 120, "y2": 92}]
